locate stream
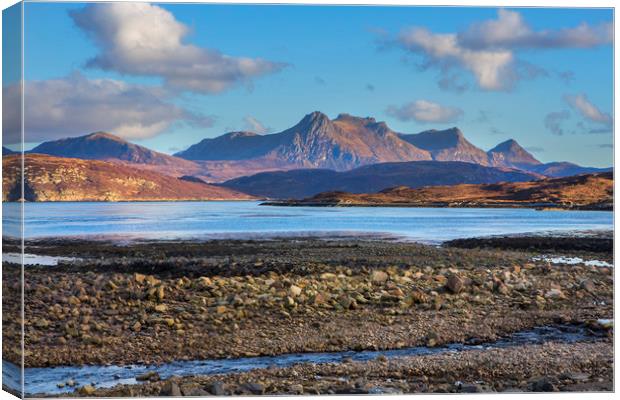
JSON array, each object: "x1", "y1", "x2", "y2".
[{"x1": 2, "y1": 324, "x2": 605, "y2": 396}]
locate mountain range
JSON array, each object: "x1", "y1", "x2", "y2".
[{"x1": 4, "y1": 111, "x2": 611, "y2": 201}]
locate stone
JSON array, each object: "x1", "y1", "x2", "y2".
[
  {"x1": 79, "y1": 385, "x2": 96, "y2": 396},
  {"x1": 371, "y1": 270, "x2": 389, "y2": 284},
  {"x1": 241, "y1": 382, "x2": 265, "y2": 395},
  {"x1": 580, "y1": 280, "x2": 596, "y2": 293},
  {"x1": 132, "y1": 321, "x2": 142, "y2": 332},
  {"x1": 425, "y1": 332, "x2": 439, "y2": 347},
  {"x1": 156, "y1": 286, "x2": 165, "y2": 302},
  {"x1": 320, "y1": 272, "x2": 337, "y2": 281},
  {"x1": 161, "y1": 381, "x2": 182, "y2": 396},
  {"x1": 532, "y1": 377, "x2": 557, "y2": 392},
  {"x1": 154, "y1": 304, "x2": 167, "y2": 313},
  {"x1": 544, "y1": 289, "x2": 565, "y2": 300},
  {"x1": 207, "y1": 381, "x2": 226, "y2": 396},
  {"x1": 446, "y1": 274, "x2": 464, "y2": 294},
  {"x1": 136, "y1": 371, "x2": 160, "y2": 382},
  {"x1": 216, "y1": 305, "x2": 228, "y2": 314},
  {"x1": 289, "y1": 285, "x2": 302, "y2": 297},
  {"x1": 134, "y1": 273, "x2": 146, "y2": 284},
  {"x1": 290, "y1": 384, "x2": 304, "y2": 394}
]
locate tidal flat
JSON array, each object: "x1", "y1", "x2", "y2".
[{"x1": 2, "y1": 234, "x2": 613, "y2": 395}]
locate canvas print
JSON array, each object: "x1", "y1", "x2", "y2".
[{"x1": 1, "y1": 1, "x2": 614, "y2": 397}]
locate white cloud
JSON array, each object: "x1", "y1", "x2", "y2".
[
  {"x1": 564, "y1": 93, "x2": 612, "y2": 125},
  {"x1": 70, "y1": 3, "x2": 286, "y2": 94},
  {"x1": 397, "y1": 27, "x2": 515, "y2": 90},
  {"x1": 458, "y1": 9, "x2": 612, "y2": 50},
  {"x1": 243, "y1": 116, "x2": 270, "y2": 134},
  {"x1": 2, "y1": 73, "x2": 213, "y2": 144},
  {"x1": 386, "y1": 100, "x2": 463, "y2": 123},
  {"x1": 393, "y1": 9, "x2": 612, "y2": 91}
]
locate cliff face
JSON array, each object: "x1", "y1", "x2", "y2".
[{"x1": 2, "y1": 154, "x2": 255, "y2": 202}]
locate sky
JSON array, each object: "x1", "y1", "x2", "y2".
[{"x1": 3, "y1": 2, "x2": 614, "y2": 167}]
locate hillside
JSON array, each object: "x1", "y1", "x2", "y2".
[
  {"x1": 220, "y1": 160, "x2": 540, "y2": 199},
  {"x1": 266, "y1": 172, "x2": 613, "y2": 210},
  {"x1": 2, "y1": 154, "x2": 254, "y2": 202},
  {"x1": 29, "y1": 132, "x2": 202, "y2": 177}
]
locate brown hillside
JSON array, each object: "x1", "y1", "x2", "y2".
[
  {"x1": 269, "y1": 172, "x2": 613, "y2": 210},
  {"x1": 2, "y1": 154, "x2": 255, "y2": 202}
]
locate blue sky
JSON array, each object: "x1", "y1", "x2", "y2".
[{"x1": 7, "y1": 2, "x2": 614, "y2": 166}]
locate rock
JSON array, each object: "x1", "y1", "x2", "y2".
[
  {"x1": 241, "y1": 382, "x2": 265, "y2": 395},
  {"x1": 532, "y1": 377, "x2": 557, "y2": 392},
  {"x1": 161, "y1": 380, "x2": 182, "y2": 396},
  {"x1": 320, "y1": 272, "x2": 337, "y2": 281},
  {"x1": 136, "y1": 371, "x2": 160, "y2": 382},
  {"x1": 180, "y1": 384, "x2": 209, "y2": 396},
  {"x1": 425, "y1": 332, "x2": 439, "y2": 347},
  {"x1": 216, "y1": 305, "x2": 228, "y2": 314},
  {"x1": 289, "y1": 285, "x2": 302, "y2": 297},
  {"x1": 156, "y1": 286, "x2": 165, "y2": 302},
  {"x1": 56, "y1": 383, "x2": 65, "y2": 388},
  {"x1": 375, "y1": 354, "x2": 388, "y2": 362},
  {"x1": 290, "y1": 384, "x2": 304, "y2": 394},
  {"x1": 134, "y1": 273, "x2": 146, "y2": 284},
  {"x1": 580, "y1": 279, "x2": 596, "y2": 293},
  {"x1": 154, "y1": 304, "x2": 167, "y2": 313},
  {"x1": 544, "y1": 289, "x2": 565, "y2": 300},
  {"x1": 371, "y1": 270, "x2": 389, "y2": 284},
  {"x1": 131, "y1": 321, "x2": 142, "y2": 332},
  {"x1": 446, "y1": 274, "x2": 464, "y2": 294},
  {"x1": 78, "y1": 385, "x2": 96, "y2": 396},
  {"x1": 459, "y1": 383, "x2": 482, "y2": 393},
  {"x1": 207, "y1": 381, "x2": 226, "y2": 396}
]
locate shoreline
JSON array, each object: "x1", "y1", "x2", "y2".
[
  {"x1": 260, "y1": 200, "x2": 613, "y2": 211},
  {"x1": 2, "y1": 234, "x2": 613, "y2": 395}
]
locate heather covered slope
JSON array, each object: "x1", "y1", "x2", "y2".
[
  {"x1": 221, "y1": 160, "x2": 540, "y2": 199},
  {"x1": 270, "y1": 172, "x2": 613, "y2": 210},
  {"x1": 2, "y1": 154, "x2": 254, "y2": 202}
]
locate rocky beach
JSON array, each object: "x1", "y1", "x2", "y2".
[{"x1": 1, "y1": 232, "x2": 614, "y2": 396}]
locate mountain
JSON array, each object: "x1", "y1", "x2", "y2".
[
  {"x1": 487, "y1": 139, "x2": 541, "y2": 169},
  {"x1": 2, "y1": 147, "x2": 16, "y2": 156},
  {"x1": 176, "y1": 112, "x2": 431, "y2": 170},
  {"x1": 525, "y1": 162, "x2": 612, "y2": 178},
  {"x1": 398, "y1": 127, "x2": 489, "y2": 165},
  {"x1": 30, "y1": 132, "x2": 201, "y2": 177},
  {"x1": 268, "y1": 172, "x2": 612, "y2": 211},
  {"x1": 220, "y1": 160, "x2": 540, "y2": 199},
  {"x1": 2, "y1": 154, "x2": 254, "y2": 202}
]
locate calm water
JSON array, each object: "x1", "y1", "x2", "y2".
[{"x1": 2, "y1": 201, "x2": 613, "y2": 242}]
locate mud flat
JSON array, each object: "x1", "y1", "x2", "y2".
[{"x1": 2, "y1": 235, "x2": 613, "y2": 395}]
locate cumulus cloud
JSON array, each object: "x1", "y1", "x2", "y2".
[
  {"x1": 397, "y1": 27, "x2": 515, "y2": 90},
  {"x1": 392, "y1": 9, "x2": 612, "y2": 91},
  {"x1": 70, "y1": 3, "x2": 285, "y2": 94},
  {"x1": 243, "y1": 116, "x2": 270, "y2": 134},
  {"x1": 564, "y1": 93, "x2": 612, "y2": 125},
  {"x1": 386, "y1": 100, "x2": 463, "y2": 123},
  {"x1": 2, "y1": 73, "x2": 213, "y2": 144},
  {"x1": 458, "y1": 9, "x2": 612, "y2": 50},
  {"x1": 544, "y1": 110, "x2": 571, "y2": 136}
]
